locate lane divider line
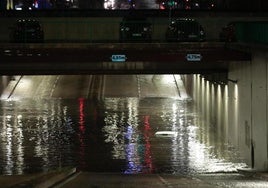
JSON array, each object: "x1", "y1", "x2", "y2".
[
  {"x1": 8, "y1": 76, "x2": 23, "y2": 99},
  {"x1": 157, "y1": 174, "x2": 174, "y2": 188}
]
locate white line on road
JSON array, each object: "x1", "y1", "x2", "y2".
[
  {"x1": 52, "y1": 171, "x2": 82, "y2": 188},
  {"x1": 50, "y1": 75, "x2": 60, "y2": 98},
  {"x1": 7, "y1": 75, "x2": 23, "y2": 99},
  {"x1": 157, "y1": 174, "x2": 174, "y2": 188}
]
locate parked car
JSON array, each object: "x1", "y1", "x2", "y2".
[
  {"x1": 10, "y1": 19, "x2": 44, "y2": 43},
  {"x1": 119, "y1": 16, "x2": 152, "y2": 42},
  {"x1": 165, "y1": 18, "x2": 205, "y2": 42},
  {"x1": 219, "y1": 22, "x2": 236, "y2": 42}
]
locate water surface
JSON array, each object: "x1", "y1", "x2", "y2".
[{"x1": 0, "y1": 97, "x2": 246, "y2": 175}]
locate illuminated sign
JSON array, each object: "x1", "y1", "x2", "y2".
[
  {"x1": 186, "y1": 54, "x2": 202, "y2": 61},
  {"x1": 111, "y1": 55, "x2": 127, "y2": 62}
]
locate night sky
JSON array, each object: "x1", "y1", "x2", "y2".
[{"x1": 1, "y1": 0, "x2": 268, "y2": 10}]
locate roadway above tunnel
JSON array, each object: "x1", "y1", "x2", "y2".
[{"x1": 0, "y1": 42, "x2": 251, "y2": 75}]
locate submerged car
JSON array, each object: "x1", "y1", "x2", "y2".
[
  {"x1": 166, "y1": 18, "x2": 205, "y2": 42},
  {"x1": 10, "y1": 19, "x2": 44, "y2": 43},
  {"x1": 155, "y1": 131, "x2": 178, "y2": 138},
  {"x1": 119, "y1": 16, "x2": 152, "y2": 42}
]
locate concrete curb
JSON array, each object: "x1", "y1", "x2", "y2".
[
  {"x1": 8, "y1": 167, "x2": 77, "y2": 188},
  {"x1": 237, "y1": 167, "x2": 258, "y2": 176},
  {"x1": 36, "y1": 167, "x2": 77, "y2": 188},
  {"x1": 238, "y1": 168, "x2": 268, "y2": 181}
]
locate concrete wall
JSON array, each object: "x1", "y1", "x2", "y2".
[
  {"x1": 191, "y1": 48, "x2": 268, "y2": 171},
  {"x1": 228, "y1": 48, "x2": 268, "y2": 171},
  {"x1": 192, "y1": 75, "x2": 229, "y2": 145}
]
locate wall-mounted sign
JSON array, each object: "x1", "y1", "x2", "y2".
[
  {"x1": 186, "y1": 54, "x2": 202, "y2": 62},
  {"x1": 111, "y1": 55, "x2": 127, "y2": 62}
]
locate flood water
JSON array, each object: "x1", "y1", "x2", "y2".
[{"x1": 0, "y1": 96, "x2": 247, "y2": 175}]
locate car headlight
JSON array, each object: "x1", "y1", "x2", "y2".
[{"x1": 121, "y1": 27, "x2": 130, "y2": 31}]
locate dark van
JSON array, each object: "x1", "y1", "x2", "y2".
[{"x1": 166, "y1": 18, "x2": 205, "y2": 42}]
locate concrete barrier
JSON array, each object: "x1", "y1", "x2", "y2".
[{"x1": 6, "y1": 167, "x2": 78, "y2": 188}]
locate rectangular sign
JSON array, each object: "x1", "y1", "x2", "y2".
[
  {"x1": 186, "y1": 54, "x2": 202, "y2": 62},
  {"x1": 111, "y1": 55, "x2": 127, "y2": 62}
]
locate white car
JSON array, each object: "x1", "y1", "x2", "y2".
[{"x1": 155, "y1": 131, "x2": 178, "y2": 138}]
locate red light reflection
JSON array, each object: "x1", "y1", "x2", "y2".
[
  {"x1": 78, "y1": 97, "x2": 86, "y2": 169},
  {"x1": 79, "y1": 98, "x2": 85, "y2": 133},
  {"x1": 143, "y1": 115, "x2": 153, "y2": 173}
]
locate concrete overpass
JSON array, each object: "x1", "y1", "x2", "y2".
[{"x1": 0, "y1": 43, "x2": 250, "y2": 74}]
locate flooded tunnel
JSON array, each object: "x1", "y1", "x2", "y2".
[
  {"x1": 0, "y1": 73, "x2": 268, "y2": 188},
  {"x1": 0, "y1": 74, "x2": 247, "y2": 175}
]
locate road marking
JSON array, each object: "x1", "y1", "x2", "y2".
[
  {"x1": 173, "y1": 74, "x2": 181, "y2": 98},
  {"x1": 86, "y1": 75, "x2": 93, "y2": 99},
  {"x1": 157, "y1": 174, "x2": 174, "y2": 188},
  {"x1": 50, "y1": 75, "x2": 60, "y2": 98},
  {"x1": 7, "y1": 76, "x2": 23, "y2": 99},
  {"x1": 53, "y1": 171, "x2": 82, "y2": 188}
]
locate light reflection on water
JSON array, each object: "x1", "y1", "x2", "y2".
[
  {"x1": 102, "y1": 97, "x2": 246, "y2": 175},
  {"x1": 0, "y1": 97, "x2": 246, "y2": 175},
  {"x1": 0, "y1": 99, "x2": 76, "y2": 175}
]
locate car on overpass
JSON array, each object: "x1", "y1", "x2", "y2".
[
  {"x1": 219, "y1": 22, "x2": 236, "y2": 42},
  {"x1": 9, "y1": 19, "x2": 44, "y2": 43},
  {"x1": 119, "y1": 16, "x2": 152, "y2": 42},
  {"x1": 165, "y1": 18, "x2": 206, "y2": 42}
]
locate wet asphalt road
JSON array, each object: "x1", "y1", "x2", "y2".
[
  {"x1": 55, "y1": 171, "x2": 268, "y2": 188},
  {"x1": 55, "y1": 172, "x2": 218, "y2": 188}
]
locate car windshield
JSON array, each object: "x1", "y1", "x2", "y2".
[
  {"x1": 17, "y1": 21, "x2": 41, "y2": 29},
  {"x1": 174, "y1": 20, "x2": 200, "y2": 32},
  {"x1": 123, "y1": 17, "x2": 148, "y2": 22}
]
